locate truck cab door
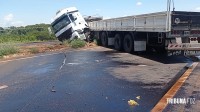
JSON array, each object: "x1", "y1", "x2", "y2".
[{"x1": 69, "y1": 14, "x2": 77, "y2": 26}]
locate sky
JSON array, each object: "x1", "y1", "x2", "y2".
[{"x1": 1, "y1": 0, "x2": 200, "y2": 27}]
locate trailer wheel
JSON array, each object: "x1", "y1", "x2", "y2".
[
  {"x1": 101, "y1": 32, "x2": 108, "y2": 47},
  {"x1": 114, "y1": 34, "x2": 123, "y2": 51},
  {"x1": 123, "y1": 34, "x2": 133, "y2": 53}
]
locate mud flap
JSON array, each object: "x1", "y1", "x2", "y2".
[
  {"x1": 134, "y1": 41, "x2": 146, "y2": 51},
  {"x1": 108, "y1": 38, "x2": 114, "y2": 46}
]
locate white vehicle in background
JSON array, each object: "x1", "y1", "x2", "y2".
[{"x1": 51, "y1": 7, "x2": 88, "y2": 41}]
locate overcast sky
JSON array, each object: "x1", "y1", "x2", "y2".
[{"x1": 1, "y1": 0, "x2": 200, "y2": 27}]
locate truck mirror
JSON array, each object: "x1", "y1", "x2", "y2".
[{"x1": 74, "y1": 16, "x2": 77, "y2": 20}]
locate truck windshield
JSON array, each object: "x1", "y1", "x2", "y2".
[{"x1": 52, "y1": 15, "x2": 71, "y2": 33}]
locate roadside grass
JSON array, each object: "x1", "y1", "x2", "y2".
[
  {"x1": 0, "y1": 38, "x2": 96, "y2": 59},
  {"x1": 69, "y1": 39, "x2": 86, "y2": 48},
  {"x1": 61, "y1": 40, "x2": 71, "y2": 47},
  {"x1": 93, "y1": 39, "x2": 99, "y2": 45},
  {"x1": 0, "y1": 43, "x2": 19, "y2": 58},
  {"x1": 47, "y1": 45, "x2": 54, "y2": 50},
  {"x1": 61, "y1": 39, "x2": 87, "y2": 48},
  {"x1": 29, "y1": 47, "x2": 40, "y2": 54}
]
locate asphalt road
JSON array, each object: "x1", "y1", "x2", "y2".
[{"x1": 0, "y1": 47, "x2": 191, "y2": 112}]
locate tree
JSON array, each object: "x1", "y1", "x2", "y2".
[
  {"x1": 0, "y1": 27, "x2": 4, "y2": 33},
  {"x1": 0, "y1": 27, "x2": 4, "y2": 31}
]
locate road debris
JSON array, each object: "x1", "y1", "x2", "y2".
[
  {"x1": 95, "y1": 59, "x2": 103, "y2": 63},
  {"x1": 0, "y1": 85, "x2": 8, "y2": 90},
  {"x1": 95, "y1": 60, "x2": 100, "y2": 62},
  {"x1": 136, "y1": 96, "x2": 141, "y2": 100},
  {"x1": 51, "y1": 86, "x2": 56, "y2": 92},
  {"x1": 66, "y1": 92, "x2": 72, "y2": 95},
  {"x1": 105, "y1": 97, "x2": 108, "y2": 100},
  {"x1": 128, "y1": 99, "x2": 139, "y2": 106},
  {"x1": 51, "y1": 89, "x2": 56, "y2": 92}
]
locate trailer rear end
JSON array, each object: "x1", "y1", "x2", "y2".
[{"x1": 167, "y1": 11, "x2": 200, "y2": 56}]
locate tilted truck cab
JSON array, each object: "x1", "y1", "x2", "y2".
[{"x1": 51, "y1": 7, "x2": 88, "y2": 41}]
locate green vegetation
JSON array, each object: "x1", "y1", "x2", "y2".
[
  {"x1": 0, "y1": 24, "x2": 90, "y2": 58},
  {"x1": 0, "y1": 44, "x2": 18, "y2": 58},
  {"x1": 69, "y1": 39, "x2": 86, "y2": 48},
  {"x1": 61, "y1": 40, "x2": 71, "y2": 46},
  {"x1": 93, "y1": 39, "x2": 98, "y2": 45},
  {"x1": 0, "y1": 24, "x2": 55, "y2": 43},
  {"x1": 61, "y1": 39, "x2": 86, "y2": 48},
  {"x1": 29, "y1": 47, "x2": 39, "y2": 54}
]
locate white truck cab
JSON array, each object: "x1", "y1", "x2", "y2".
[{"x1": 51, "y1": 7, "x2": 88, "y2": 41}]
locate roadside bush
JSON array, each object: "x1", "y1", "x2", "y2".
[
  {"x1": 0, "y1": 44, "x2": 18, "y2": 57},
  {"x1": 93, "y1": 39, "x2": 98, "y2": 45},
  {"x1": 0, "y1": 24, "x2": 56, "y2": 43},
  {"x1": 61, "y1": 40, "x2": 71, "y2": 46},
  {"x1": 70, "y1": 39, "x2": 86, "y2": 48},
  {"x1": 29, "y1": 47, "x2": 39, "y2": 54}
]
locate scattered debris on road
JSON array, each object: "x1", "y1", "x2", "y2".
[
  {"x1": 128, "y1": 99, "x2": 139, "y2": 106},
  {"x1": 51, "y1": 86, "x2": 56, "y2": 92},
  {"x1": 0, "y1": 85, "x2": 8, "y2": 90},
  {"x1": 136, "y1": 96, "x2": 141, "y2": 100},
  {"x1": 51, "y1": 90, "x2": 56, "y2": 92}
]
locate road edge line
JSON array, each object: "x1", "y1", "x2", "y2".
[{"x1": 151, "y1": 62, "x2": 199, "y2": 112}]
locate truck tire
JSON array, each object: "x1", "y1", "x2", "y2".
[
  {"x1": 101, "y1": 32, "x2": 108, "y2": 47},
  {"x1": 114, "y1": 34, "x2": 123, "y2": 51},
  {"x1": 123, "y1": 34, "x2": 133, "y2": 53}
]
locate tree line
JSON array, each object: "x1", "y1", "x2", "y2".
[{"x1": 0, "y1": 24, "x2": 55, "y2": 43}]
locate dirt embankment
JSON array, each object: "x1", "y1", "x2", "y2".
[{"x1": 2, "y1": 41, "x2": 97, "y2": 60}]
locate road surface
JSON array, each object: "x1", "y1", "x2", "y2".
[{"x1": 0, "y1": 47, "x2": 191, "y2": 112}]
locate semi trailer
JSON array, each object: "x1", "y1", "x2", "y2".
[
  {"x1": 88, "y1": 11, "x2": 200, "y2": 56},
  {"x1": 51, "y1": 6, "x2": 200, "y2": 56}
]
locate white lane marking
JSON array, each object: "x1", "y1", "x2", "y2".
[
  {"x1": 67, "y1": 63, "x2": 80, "y2": 65},
  {"x1": 0, "y1": 52, "x2": 62, "y2": 63},
  {"x1": 138, "y1": 65, "x2": 147, "y2": 67},
  {"x1": 0, "y1": 85, "x2": 8, "y2": 90}
]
